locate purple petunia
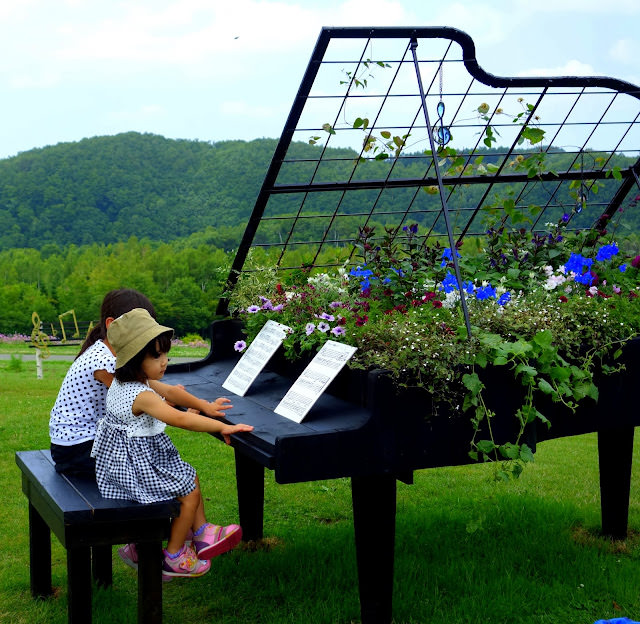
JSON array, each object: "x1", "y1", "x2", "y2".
[
  {"x1": 305, "y1": 323, "x2": 316, "y2": 335},
  {"x1": 331, "y1": 326, "x2": 346, "y2": 337},
  {"x1": 247, "y1": 305, "x2": 260, "y2": 313},
  {"x1": 234, "y1": 340, "x2": 247, "y2": 352},
  {"x1": 317, "y1": 322, "x2": 330, "y2": 333}
]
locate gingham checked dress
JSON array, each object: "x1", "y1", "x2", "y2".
[{"x1": 91, "y1": 379, "x2": 196, "y2": 503}]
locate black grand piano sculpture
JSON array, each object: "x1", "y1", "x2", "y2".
[{"x1": 164, "y1": 28, "x2": 640, "y2": 624}]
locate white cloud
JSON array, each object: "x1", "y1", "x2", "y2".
[
  {"x1": 610, "y1": 39, "x2": 640, "y2": 65},
  {"x1": 517, "y1": 60, "x2": 596, "y2": 78},
  {"x1": 513, "y1": 0, "x2": 638, "y2": 13},
  {"x1": 219, "y1": 99, "x2": 279, "y2": 118}
]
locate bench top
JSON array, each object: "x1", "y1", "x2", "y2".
[{"x1": 16, "y1": 449, "x2": 180, "y2": 524}]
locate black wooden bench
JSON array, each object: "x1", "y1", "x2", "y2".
[{"x1": 16, "y1": 449, "x2": 180, "y2": 624}]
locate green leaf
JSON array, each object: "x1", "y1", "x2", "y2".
[
  {"x1": 521, "y1": 127, "x2": 545, "y2": 145},
  {"x1": 476, "y1": 439, "x2": 496, "y2": 455},
  {"x1": 549, "y1": 366, "x2": 571, "y2": 381},
  {"x1": 516, "y1": 363, "x2": 537, "y2": 378},
  {"x1": 538, "y1": 378, "x2": 554, "y2": 394},
  {"x1": 322, "y1": 123, "x2": 336, "y2": 135},
  {"x1": 380, "y1": 130, "x2": 391, "y2": 139},
  {"x1": 500, "y1": 442, "x2": 520, "y2": 460},
  {"x1": 462, "y1": 372, "x2": 483, "y2": 395},
  {"x1": 520, "y1": 444, "x2": 535, "y2": 462},
  {"x1": 533, "y1": 330, "x2": 553, "y2": 348}
]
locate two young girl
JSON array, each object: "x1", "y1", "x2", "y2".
[{"x1": 90, "y1": 307, "x2": 254, "y2": 579}]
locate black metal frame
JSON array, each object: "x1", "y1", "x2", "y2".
[{"x1": 218, "y1": 26, "x2": 640, "y2": 316}]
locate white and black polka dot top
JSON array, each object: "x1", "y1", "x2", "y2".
[{"x1": 49, "y1": 340, "x2": 115, "y2": 446}]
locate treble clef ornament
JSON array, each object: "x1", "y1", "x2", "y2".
[
  {"x1": 31, "y1": 311, "x2": 51, "y2": 359},
  {"x1": 433, "y1": 66, "x2": 451, "y2": 147}
]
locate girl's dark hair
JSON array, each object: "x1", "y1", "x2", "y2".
[
  {"x1": 76, "y1": 289, "x2": 156, "y2": 358},
  {"x1": 115, "y1": 331, "x2": 173, "y2": 383}
]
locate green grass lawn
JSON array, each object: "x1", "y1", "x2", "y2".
[{"x1": 2, "y1": 357, "x2": 640, "y2": 623}]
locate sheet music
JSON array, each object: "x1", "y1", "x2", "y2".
[
  {"x1": 222, "y1": 320, "x2": 291, "y2": 396},
  {"x1": 274, "y1": 340, "x2": 358, "y2": 423}
]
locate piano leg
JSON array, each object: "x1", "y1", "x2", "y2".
[
  {"x1": 598, "y1": 426, "x2": 634, "y2": 540},
  {"x1": 235, "y1": 448, "x2": 265, "y2": 541},
  {"x1": 352, "y1": 474, "x2": 396, "y2": 624}
]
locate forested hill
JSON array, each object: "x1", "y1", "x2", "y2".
[
  {"x1": 1, "y1": 131, "x2": 637, "y2": 252},
  {"x1": 0, "y1": 133, "x2": 283, "y2": 251}
]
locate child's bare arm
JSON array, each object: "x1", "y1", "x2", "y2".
[
  {"x1": 94, "y1": 369, "x2": 114, "y2": 387},
  {"x1": 133, "y1": 391, "x2": 252, "y2": 444},
  {"x1": 148, "y1": 379, "x2": 232, "y2": 417}
]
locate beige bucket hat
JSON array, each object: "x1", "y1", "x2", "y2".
[{"x1": 107, "y1": 308, "x2": 174, "y2": 369}]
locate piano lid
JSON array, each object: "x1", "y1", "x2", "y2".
[{"x1": 217, "y1": 26, "x2": 640, "y2": 318}]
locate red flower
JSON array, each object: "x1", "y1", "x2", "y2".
[
  {"x1": 632, "y1": 256, "x2": 640, "y2": 268},
  {"x1": 355, "y1": 315, "x2": 368, "y2": 326},
  {"x1": 558, "y1": 295, "x2": 568, "y2": 303},
  {"x1": 432, "y1": 300, "x2": 443, "y2": 308}
]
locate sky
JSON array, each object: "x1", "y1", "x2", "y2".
[{"x1": 0, "y1": 0, "x2": 639, "y2": 161}]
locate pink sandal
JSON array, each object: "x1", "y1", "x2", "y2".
[{"x1": 193, "y1": 523, "x2": 242, "y2": 560}]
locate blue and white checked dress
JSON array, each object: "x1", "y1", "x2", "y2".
[{"x1": 91, "y1": 379, "x2": 196, "y2": 503}]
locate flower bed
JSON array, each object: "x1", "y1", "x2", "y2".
[{"x1": 229, "y1": 218, "x2": 640, "y2": 478}]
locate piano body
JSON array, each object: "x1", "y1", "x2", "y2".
[{"x1": 165, "y1": 27, "x2": 640, "y2": 624}]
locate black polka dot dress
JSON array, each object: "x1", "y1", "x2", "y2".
[
  {"x1": 91, "y1": 379, "x2": 196, "y2": 504},
  {"x1": 49, "y1": 340, "x2": 115, "y2": 446}
]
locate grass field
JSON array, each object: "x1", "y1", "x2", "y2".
[{"x1": 2, "y1": 351, "x2": 640, "y2": 623}]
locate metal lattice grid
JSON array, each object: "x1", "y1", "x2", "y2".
[{"x1": 218, "y1": 26, "x2": 640, "y2": 315}]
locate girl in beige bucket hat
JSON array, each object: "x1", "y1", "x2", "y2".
[{"x1": 91, "y1": 308, "x2": 254, "y2": 580}]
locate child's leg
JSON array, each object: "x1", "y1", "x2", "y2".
[
  {"x1": 166, "y1": 483, "x2": 201, "y2": 554},
  {"x1": 191, "y1": 475, "x2": 207, "y2": 532}
]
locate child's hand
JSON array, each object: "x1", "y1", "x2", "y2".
[
  {"x1": 220, "y1": 423, "x2": 254, "y2": 445},
  {"x1": 202, "y1": 397, "x2": 233, "y2": 418}
]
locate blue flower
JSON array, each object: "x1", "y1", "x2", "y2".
[
  {"x1": 497, "y1": 292, "x2": 511, "y2": 306},
  {"x1": 564, "y1": 252, "x2": 592, "y2": 275},
  {"x1": 440, "y1": 272, "x2": 459, "y2": 293},
  {"x1": 595, "y1": 243, "x2": 619, "y2": 262},
  {"x1": 350, "y1": 266, "x2": 373, "y2": 278},
  {"x1": 574, "y1": 271, "x2": 595, "y2": 286},
  {"x1": 620, "y1": 264, "x2": 627, "y2": 273},
  {"x1": 440, "y1": 247, "x2": 461, "y2": 268},
  {"x1": 475, "y1": 284, "x2": 497, "y2": 301}
]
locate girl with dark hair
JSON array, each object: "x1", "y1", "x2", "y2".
[
  {"x1": 49, "y1": 289, "x2": 157, "y2": 475},
  {"x1": 91, "y1": 308, "x2": 254, "y2": 580}
]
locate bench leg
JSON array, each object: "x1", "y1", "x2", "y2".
[
  {"x1": 352, "y1": 474, "x2": 396, "y2": 624},
  {"x1": 598, "y1": 426, "x2": 634, "y2": 539},
  {"x1": 92, "y1": 545, "x2": 112, "y2": 587},
  {"x1": 137, "y1": 541, "x2": 163, "y2": 624},
  {"x1": 67, "y1": 546, "x2": 92, "y2": 624},
  {"x1": 28, "y1": 502, "x2": 52, "y2": 598},
  {"x1": 235, "y1": 449, "x2": 264, "y2": 541}
]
